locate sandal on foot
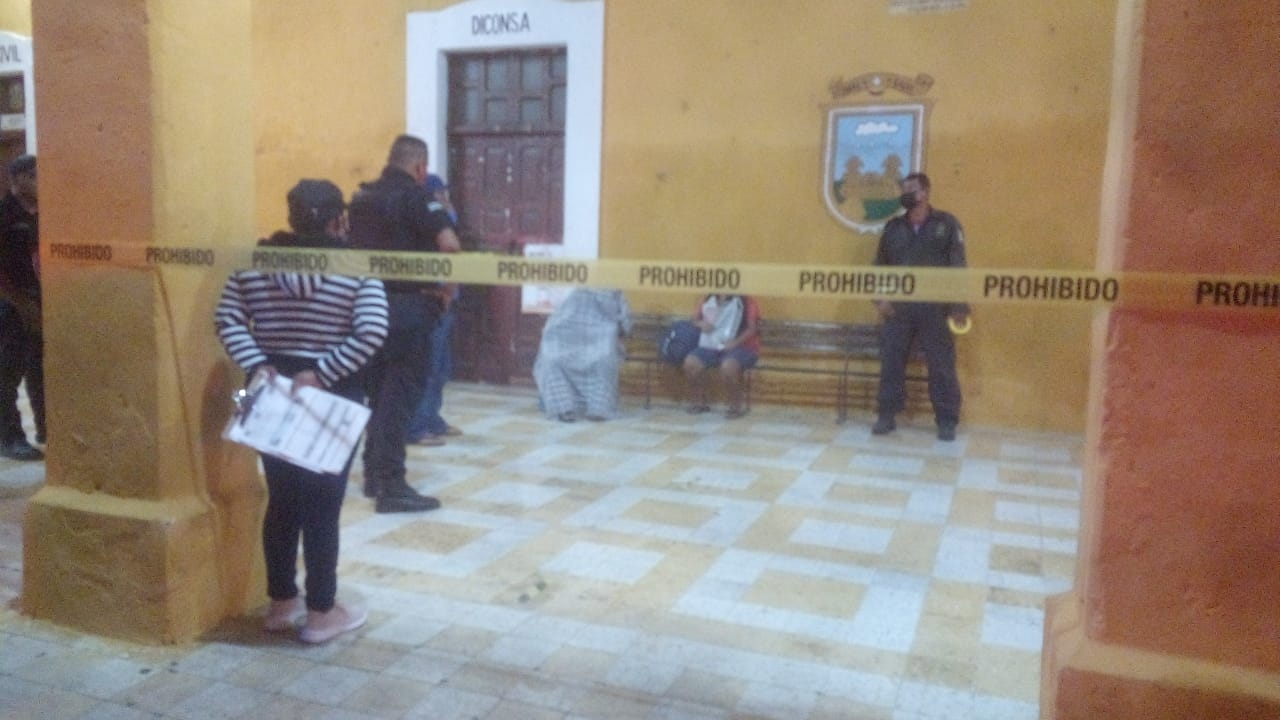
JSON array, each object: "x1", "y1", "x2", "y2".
[
  {"x1": 686, "y1": 404, "x2": 711, "y2": 415},
  {"x1": 725, "y1": 407, "x2": 748, "y2": 420}
]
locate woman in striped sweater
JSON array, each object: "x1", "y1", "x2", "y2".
[{"x1": 215, "y1": 179, "x2": 388, "y2": 644}]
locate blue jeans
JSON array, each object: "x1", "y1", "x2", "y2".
[{"x1": 407, "y1": 308, "x2": 454, "y2": 439}]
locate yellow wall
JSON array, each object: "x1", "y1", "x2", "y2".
[
  {"x1": 11, "y1": 0, "x2": 1115, "y2": 433},
  {"x1": 598, "y1": 1, "x2": 1115, "y2": 431},
  {"x1": 0, "y1": 0, "x2": 30, "y2": 34},
  {"x1": 245, "y1": 0, "x2": 1115, "y2": 431},
  {"x1": 251, "y1": 0, "x2": 409, "y2": 234}
]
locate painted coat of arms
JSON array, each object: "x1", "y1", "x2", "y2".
[{"x1": 822, "y1": 72, "x2": 932, "y2": 234}]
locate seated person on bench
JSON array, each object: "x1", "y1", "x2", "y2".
[
  {"x1": 533, "y1": 288, "x2": 633, "y2": 422},
  {"x1": 683, "y1": 293, "x2": 761, "y2": 419}
]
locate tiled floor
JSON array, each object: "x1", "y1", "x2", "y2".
[{"x1": 0, "y1": 382, "x2": 1081, "y2": 719}]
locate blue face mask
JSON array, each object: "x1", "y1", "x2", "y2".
[{"x1": 899, "y1": 192, "x2": 918, "y2": 210}]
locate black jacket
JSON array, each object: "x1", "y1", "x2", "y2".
[
  {"x1": 348, "y1": 166, "x2": 450, "y2": 254},
  {"x1": 0, "y1": 192, "x2": 40, "y2": 329}
]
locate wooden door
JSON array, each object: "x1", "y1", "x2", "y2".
[
  {"x1": 451, "y1": 135, "x2": 563, "y2": 248},
  {"x1": 446, "y1": 49, "x2": 566, "y2": 382},
  {"x1": 447, "y1": 49, "x2": 565, "y2": 249}
]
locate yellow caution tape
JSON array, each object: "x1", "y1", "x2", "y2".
[{"x1": 43, "y1": 242, "x2": 1280, "y2": 313}]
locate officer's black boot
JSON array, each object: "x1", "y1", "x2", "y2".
[
  {"x1": 375, "y1": 479, "x2": 440, "y2": 514},
  {"x1": 871, "y1": 415, "x2": 896, "y2": 435}
]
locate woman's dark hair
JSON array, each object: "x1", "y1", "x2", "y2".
[{"x1": 286, "y1": 179, "x2": 346, "y2": 235}]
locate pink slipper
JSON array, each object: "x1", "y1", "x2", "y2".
[{"x1": 299, "y1": 603, "x2": 368, "y2": 644}]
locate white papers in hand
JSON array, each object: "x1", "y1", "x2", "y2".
[{"x1": 222, "y1": 370, "x2": 370, "y2": 475}]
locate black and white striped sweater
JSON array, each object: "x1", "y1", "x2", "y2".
[{"x1": 215, "y1": 265, "x2": 389, "y2": 388}]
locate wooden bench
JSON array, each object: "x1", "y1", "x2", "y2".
[
  {"x1": 620, "y1": 313, "x2": 926, "y2": 423},
  {"x1": 618, "y1": 313, "x2": 668, "y2": 407}
]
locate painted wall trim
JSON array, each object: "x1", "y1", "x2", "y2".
[{"x1": 406, "y1": 0, "x2": 604, "y2": 261}]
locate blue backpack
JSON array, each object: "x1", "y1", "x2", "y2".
[{"x1": 658, "y1": 320, "x2": 700, "y2": 364}]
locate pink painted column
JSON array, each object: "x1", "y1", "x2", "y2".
[{"x1": 1041, "y1": 1, "x2": 1280, "y2": 717}]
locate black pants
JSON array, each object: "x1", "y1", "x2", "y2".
[
  {"x1": 0, "y1": 301, "x2": 44, "y2": 444},
  {"x1": 362, "y1": 292, "x2": 436, "y2": 496},
  {"x1": 259, "y1": 355, "x2": 360, "y2": 612},
  {"x1": 261, "y1": 455, "x2": 348, "y2": 612},
  {"x1": 877, "y1": 303, "x2": 961, "y2": 425}
]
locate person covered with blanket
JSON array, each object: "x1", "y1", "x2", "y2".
[
  {"x1": 533, "y1": 288, "x2": 633, "y2": 422},
  {"x1": 215, "y1": 179, "x2": 388, "y2": 644},
  {"x1": 683, "y1": 293, "x2": 761, "y2": 419}
]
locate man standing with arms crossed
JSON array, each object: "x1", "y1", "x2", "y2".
[
  {"x1": 349, "y1": 135, "x2": 461, "y2": 512},
  {"x1": 871, "y1": 172, "x2": 969, "y2": 442}
]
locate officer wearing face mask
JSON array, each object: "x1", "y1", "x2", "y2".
[{"x1": 870, "y1": 172, "x2": 969, "y2": 442}]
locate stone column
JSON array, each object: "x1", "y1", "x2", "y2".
[
  {"x1": 1041, "y1": 1, "x2": 1280, "y2": 717},
  {"x1": 21, "y1": 0, "x2": 261, "y2": 643}
]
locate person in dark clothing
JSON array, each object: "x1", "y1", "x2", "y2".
[
  {"x1": 0, "y1": 154, "x2": 44, "y2": 460},
  {"x1": 216, "y1": 179, "x2": 389, "y2": 643},
  {"x1": 871, "y1": 172, "x2": 969, "y2": 441},
  {"x1": 348, "y1": 135, "x2": 461, "y2": 513}
]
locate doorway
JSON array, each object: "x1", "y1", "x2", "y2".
[{"x1": 447, "y1": 49, "x2": 567, "y2": 383}]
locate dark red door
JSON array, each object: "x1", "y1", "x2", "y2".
[
  {"x1": 447, "y1": 48, "x2": 565, "y2": 251},
  {"x1": 451, "y1": 134, "x2": 563, "y2": 249},
  {"x1": 446, "y1": 49, "x2": 566, "y2": 383}
]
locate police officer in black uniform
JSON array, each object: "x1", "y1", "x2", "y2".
[
  {"x1": 348, "y1": 135, "x2": 460, "y2": 512},
  {"x1": 871, "y1": 172, "x2": 969, "y2": 441}
]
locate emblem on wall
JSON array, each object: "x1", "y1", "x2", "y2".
[{"x1": 822, "y1": 72, "x2": 932, "y2": 234}]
